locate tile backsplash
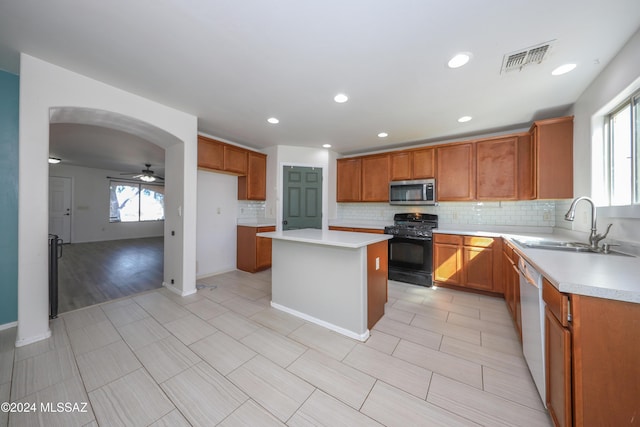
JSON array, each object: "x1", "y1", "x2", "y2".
[
  {"x1": 239, "y1": 199, "x2": 571, "y2": 228},
  {"x1": 337, "y1": 201, "x2": 559, "y2": 227},
  {"x1": 553, "y1": 199, "x2": 573, "y2": 230},
  {"x1": 237, "y1": 200, "x2": 267, "y2": 220}
]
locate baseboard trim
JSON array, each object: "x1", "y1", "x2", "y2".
[
  {"x1": 15, "y1": 329, "x2": 52, "y2": 347},
  {"x1": 163, "y1": 281, "x2": 197, "y2": 297},
  {"x1": 0, "y1": 321, "x2": 17, "y2": 332},
  {"x1": 270, "y1": 301, "x2": 369, "y2": 342},
  {"x1": 196, "y1": 267, "x2": 237, "y2": 281}
]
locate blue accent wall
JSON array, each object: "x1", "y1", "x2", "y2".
[{"x1": 0, "y1": 70, "x2": 19, "y2": 325}]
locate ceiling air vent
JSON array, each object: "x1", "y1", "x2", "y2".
[{"x1": 500, "y1": 40, "x2": 556, "y2": 74}]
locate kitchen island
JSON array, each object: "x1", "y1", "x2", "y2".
[{"x1": 257, "y1": 228, "x2": 392, "y2": 341}]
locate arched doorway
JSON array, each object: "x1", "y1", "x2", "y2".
[
  {"x1": 17, "y1": 54, "x2": 198, "y2": 346},
  {"x1": 49, "y1": 110, "x2": 171, "y2": 311}
]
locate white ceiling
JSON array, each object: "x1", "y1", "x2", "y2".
[{"x1": 1, "y1": 0, "x2": 640, "y2": 168}]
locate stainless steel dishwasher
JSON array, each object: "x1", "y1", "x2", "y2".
[{"x1": 518, "y1": 257, "x2": 546, "y2": 406}]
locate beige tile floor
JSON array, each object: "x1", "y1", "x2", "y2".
[{"x1": 1, "y1": 270, "x2": 552, "y2": 426}]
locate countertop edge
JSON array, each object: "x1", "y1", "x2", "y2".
[
  {"x1": 258, "y1": 229, "x2": 392, "y2": 248},
  {"x1": 435, "y1": 229, "x2": 639, "y2": 304}
]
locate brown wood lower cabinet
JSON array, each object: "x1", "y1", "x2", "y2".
[
  {"x1": 502, "y1": 240, "x2": 521, "y2": 339},
  {"x1": 237, "y1": 225, "x2": 275, "y2": 272},
  {"x1": 543, "y1": 279, "x2": 640, "y2": 427},
  {"x1": 544, "y1": 279, "x2": 572, "y2": 427},
  {"x1": 367, "y1": 240, "x2": 388, "y2": 329},
  {"x1": 433, "y1": 234, "x2": 463, "y2": 285},
  {"x1": 433, "y1": 233, "x2": 502, "y2": 293}
]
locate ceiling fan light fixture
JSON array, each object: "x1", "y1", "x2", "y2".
[{"x1": 139, "y1": 175, "x2": 156, "y2": 182}]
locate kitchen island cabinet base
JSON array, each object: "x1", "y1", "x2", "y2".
[{"x1": 264, "y1": 232, "x2": 390, "y2": 341}]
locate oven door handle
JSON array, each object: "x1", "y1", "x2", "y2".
[{"x1": 388, "y1": 235, "x2": 431, "y2": 241}]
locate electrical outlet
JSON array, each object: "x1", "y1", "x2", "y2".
[
  {"x1": 543, "y1": 211, "x2": 551, "y2": 221},
  {"x1": 375, "y1": 257, "x2": 380, "y2": 270},
  {"x1": 452, "y1": 212, "x2": 458, "y2": 220}
]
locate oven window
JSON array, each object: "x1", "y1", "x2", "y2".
[{"x1": 390, "y1": 240, "x2": 424, "y2": 266}]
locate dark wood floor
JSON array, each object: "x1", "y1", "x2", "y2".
[{"x1": 57, "y1": 237, "x2": 164, "y2": 313}]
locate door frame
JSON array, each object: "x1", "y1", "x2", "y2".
[
  {"x1": 48, "y1": 175, "x2": 74, "y2": 243},
  {"x1": 278, "y1": 162, "x2": 328, "y2": 231}
]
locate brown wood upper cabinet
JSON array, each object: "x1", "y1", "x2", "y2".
[
  {"x1": 334, "y1": 115, "x2": 573, "y2": 203},
  {"x1": 390, "y1": 147, "x2": 435, "y2": 181},
  {"x1": 337, "y1": 158, "x2": 362, "y2": 202},
  {"x1": 337, "y1": 154, "x2": 389, "y2": 202},
  {"x1": 197, "y1": 135, "x2": 267, "y2": 201},
  {"x1": 436, "y1": 143, "x2": 475, "y2": 201},
  {"x1": 197, "y1": 136, "x2": 224, "y2": 170},
  {"x1": 390, "y1": 151, "x2": 412, "y2": 181},
  {"x1": 361, "y1": 154, "x2": 390, "y2": 202},
  {"x1": 223, "y1": 144, "x2": 248, "y2": 175},
  {"x1": 238, "y1": 151, "x2": 267, "y2": 200},
  {"x1": 531, "y1": 116, "x2": 574, "y2": 199},
  {"x1": 476, "y1": 136, "x2": 518, "y2": 200},
  {"x1": 198, "y1": 136, "x2": 248, "y2": 175}
]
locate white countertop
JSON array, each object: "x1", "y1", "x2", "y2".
[
  {"x1": 510, "y1": 240, "x2": 640, "y2": 303},
  {"x1": 328, "y1": 220, "x2": 392, "y2": 230},
  {"x1": 434, "y1": 227, "x2": 640, "y2": 304},
  {"x1": 258, "y1": 228, "x2": 392, "y2": 248},
  {"x1": 237, "y1": 219, "x2": 277, "y2": 227}
]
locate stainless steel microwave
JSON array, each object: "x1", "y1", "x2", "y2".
[{"x1": 389, "y1": 179, "x2": 437, "y2": 205}]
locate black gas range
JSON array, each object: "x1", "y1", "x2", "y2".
[{"x1": 384, "y1": 213, "x2": 438, "y2": 286}]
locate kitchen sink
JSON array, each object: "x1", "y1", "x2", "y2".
[{"x1": 511, "y1": 238, "x2": 635, "y2": 257}]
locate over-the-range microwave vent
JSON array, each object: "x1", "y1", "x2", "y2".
[{"x1": 500, "y1": 40, "x2": 556, "y2": 74}]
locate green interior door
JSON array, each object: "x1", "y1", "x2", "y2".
[{"x1": 283, "y1": 166, "x2": 322, "y2": 230}]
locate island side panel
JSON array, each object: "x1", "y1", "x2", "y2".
[
  {"x1": 367, "y1": 240, "x2": 388, "y2": 329},
  {"x1": 270, "y1": 239, "x2": 368, "y2": 339}
]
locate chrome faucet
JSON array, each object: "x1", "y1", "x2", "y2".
[{"x1": 564, "y1": 196, "x2": 612, "y2": 251}]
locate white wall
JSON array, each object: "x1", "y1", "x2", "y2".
[
  {"x1": 196, "y1": 170, "x2": 238, "y2": 277},
  {"x1": 570, "y1": 28, "x2": 640, "y2": 243},
  {"x1": 50, "y1": 164, "x2": 164, "y2": 243},
  {"x1": 17, "y1": 54, "x2": 197, "y2": 346}
]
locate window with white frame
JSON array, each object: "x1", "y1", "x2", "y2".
[
  {"x1": 604, "y1": 90, "x2": 640, "y2": 206},
  {"x1": 109, "y1": 180, "x2": 165, "y2": 222}
]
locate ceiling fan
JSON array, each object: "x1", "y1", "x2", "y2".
[{"x1": 120, "y1": 163, "x2": 164, "y2": 182}]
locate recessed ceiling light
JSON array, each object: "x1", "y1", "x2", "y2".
[
  {"x1": 378, "y1": 132, "x2": 388, "y2": 138},
  {"x1": 48, "y1": 157, "x2": 61, "y2": 164},
  {"x1": 448, "y1": 53, "x2": 471, "y2": 69},
  {"x1": 551, "y1": 63, "x2": 577, "y2": 76},
  {"x1": 267, "y1": 117, "x2": 279, "y2": 124},
  {"x1": 322, "y1": 144, "x2": 332, "y2": 148},
  {"x1": 458, "y1": 116, "x2": 472, "y2": 123},
  {"x1": 334, "y1": 93, "x2": 349, "y2": 103}
]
